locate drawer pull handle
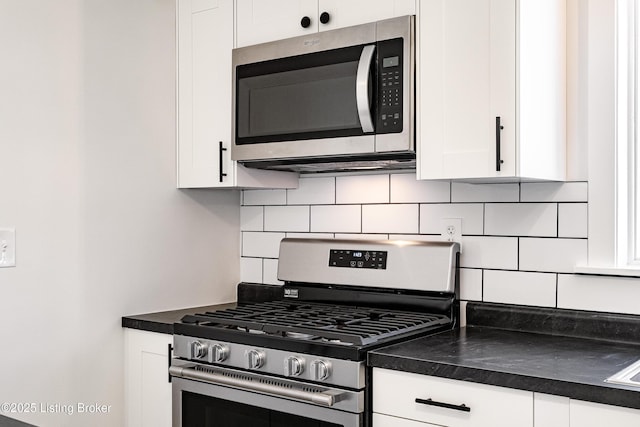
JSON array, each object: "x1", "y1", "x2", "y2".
[{"x1": 415, "y1": 398, "x2": 471, "y2": 413}]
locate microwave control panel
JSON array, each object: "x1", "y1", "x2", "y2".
[{"x1": 377, "y1": 38, "x2": 404, "y2": 134}]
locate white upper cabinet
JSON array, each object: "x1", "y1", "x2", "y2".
[
  {"x1": 176, "y1": 0, "x2": 298, "y2": 188},
  {"x1": 417, "y1": 0, "x2": 566, "y2": 181},
  {"x1": 236, "y1": 0, "x2": 416, "y2": 47}
]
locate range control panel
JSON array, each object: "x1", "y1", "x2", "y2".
[{"x1": 329, "y1": 249, "x2": 388, "y2": 270}]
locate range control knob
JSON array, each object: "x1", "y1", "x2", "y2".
[
  {"x1": 245, "y1": 349, "x2": 266, "y2": 369},
  {"x1": 191, "y1": 341, "x2": 208, "y2": 359},
  {"x1": 211, "y1": 344, "x2": 229, "y2": 363},
  {"x1": 311, "y1": 360, "x2": 331, "y2": 381},
  {"x1": 284, "y1": 356, "x2": 305, "y2": 377}
]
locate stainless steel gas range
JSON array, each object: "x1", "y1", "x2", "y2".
[{"x1": 170, "y1": 238, "x2": 460, "y2": 427}]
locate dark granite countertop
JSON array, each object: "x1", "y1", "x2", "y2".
[
  {"x1": 121, "y1": 302, "x2": 237, "y2": 334},
  {"x1": 369, "y1": 303, "x2": 640, "y2": 410},
  {"x1": 0, "y1": 415, "x2": 36, "y2": 427},
  {"x1": 121, "y1": 283, "x2": 283, "y2": 334}
]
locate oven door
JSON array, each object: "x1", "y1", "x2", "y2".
[{"x1": 171, "y1": 362, "x2": 363, "y2": 427}]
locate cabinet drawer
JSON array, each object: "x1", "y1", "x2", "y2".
[
  {"x1": 373, "y1": 368, "x2": 533, "y2": 427},
  {"x1": 373, "y1": 413, "x2": 437, "y2": 427}
]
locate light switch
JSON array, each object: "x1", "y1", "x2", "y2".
[{"x1": 0, "y1": 228, "x2": 16, "y2": 268}]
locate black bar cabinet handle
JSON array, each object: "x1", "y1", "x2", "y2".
[
  {"x1": 415, "y1": 398, "x2": 471, "y2": 413},
  {"x1": 167, "y1": 343, "x2": 173, "y2": 383},
  {"x1": 219, "y1": 141, "x2": 228, "y2": 183},
  {"x1": 496, "y1": 116, "x2": 504, "y2": 171}
]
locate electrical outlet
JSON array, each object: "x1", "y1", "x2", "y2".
[
  {"x1": 0, "y1": 228, "x2": 16, "y2": 268},
  {"x1": 440, "y1": 218, "x2": 462, "y2": 244}
]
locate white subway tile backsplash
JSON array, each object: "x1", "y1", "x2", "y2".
[
  {"x1": 363, "y1": 204, "x2": 419, "y2": 234},
  {"x1": 460, "y1": 268, "x2": 483, "y2": 301},
  {"x1": 242, "y1": 189, "x2": 287, "y2": 206},
  {"x1": 558, "y1": 274, "x2": 640, "y2": 315},
  {"x1": 240, "y1": 257, "x2": 262, "y2": 283},
  {"x1": 451, "y1": 183, "x2": 519, "y2": 203},
  {"x1": 286, "y1": 232, "x2": 334, "y2": 239},
  {"x1": 264, "y1": 206, "x2": 309, "y2": 232},
  {"x1": 336, "y1": 174, "x2": 389, "y2": 204},
  {"x1": 263, "y1": 258, "x2": 282, "y2": 285},
  {"x1": 287, "y1": 176, "x2": 335, "y2": 205},
  {"x1": 236, "y1": 172, "x2": 640, "y2": 316},
  {"x1": 558, "y1": 203, "x2": 588, "y2": 238},
  {"x1": 310, "y1": 205, "x2": 361, "y2": 233},
  {"x1": 420, "y1": 204, "x2": 484, "y2": 235},
  {"x1": 242, "y1": 232, "x2": 285, "y2": 258},
  {"x1": 335, "y1": 233, "x2": 389, "y2": 240},
  {"x1": 520, "y1": 182, "x2": 588, "y2": 202},
  {"x1": 484, "y1": 270, "x2": 557, "y2": 307},
  {"x1": 240, "y1": 206, "x2": 263, "y2": 231},
  {"x1": 390, "y1": 173, "x2": 450, "y2": 203},
  {"x1": 519, "y1": 238, "x2": 587, "y2": 273},
  {"x1": 485, "y1": 203, "x2": 557, "y2": 237},
  {"x1": 460, "y1": 236, "x2": 519, "y2": 270}
]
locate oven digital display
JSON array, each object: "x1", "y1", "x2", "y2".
[{"x1": 329, "y1": 249, "x2": 388, "y2": 269}]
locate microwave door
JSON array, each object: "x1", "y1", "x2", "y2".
[{"x1": 356, "y1": 45, "x2": 376, "y2": 133}]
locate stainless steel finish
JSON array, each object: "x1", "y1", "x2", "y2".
[
  {"x1": 233, "y1": 21, "x2": 376, "y2": 66},
  {"x1": 170, "y1": 364, "x2": 344, "y2": 407},
  {"x1": 311, "y1": 360, "x2": 331, "y2": 381},
  {"x1": 278, "y1": 238, "x2": 460, "y2": 293},
  {"x1": 211, "y1": 343, "x2": 228, "y2": 363},
  {"x1": 245, "y1": 349, "x2": 266, "y2": 369},
  {"x1": 172, "y1": 376, "x2": 363, "y2": 427},
  {"x1": 231, "y1": 15, "x2": 415, "y2": 168},
  {"x1": 356, "y1": 45, "x2": 376, "y2": 133},
  {"x1": 284, "y1": 356, "x2": 305, "y2": 377},
  {"x1": 174, "y1": 335, "x2": 366, "y2": 389},
  {"x1": 376, "y1": 14, "x2": 415, "y2": 153},
  {"x1": 191, "y1": 341, "x2": 207, "y2": 359},
  {"x1": 605, "y1": 359, "x2": 640, "y2": 388}
]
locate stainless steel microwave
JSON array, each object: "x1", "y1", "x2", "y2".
[{"x1": 231, "y1": 15, "x2": 415, "y2": 172}]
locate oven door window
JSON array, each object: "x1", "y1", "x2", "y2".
[
  {"x1": 182, "y1": 392, "x2": 342, "y2": 427},
  {"x1": 235, "y1": 44, "x2": 374, "y2": 145}
]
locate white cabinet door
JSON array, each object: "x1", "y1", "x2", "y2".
[
  {"x1": 236, "y1": 0, "x2": 317, "y2": 47},
  {"x1": 417, "y1": 0, "x2": 565, "y2": 181},
  {"x1": 177, "y1": 0, "x2": 234, "y2": 188},
  {"x1": 418, "y1": 0, "x2": 515, "y2": 180},
  {"x1": 534, "y1": 393, "x2": 570, "y2": 427},
  {"x1": 124, "y1": 329, "x2": 172, "y2": 427},
  {"x1": 570, "y1": 400, "x2": 640, "y2": 427},
  {"x1": 317, "y1": 0, "x2": 416, "y2": 31},
  {"x1": 177, "y1": 0, "x2": 298, "y2": 189},
  {"x1": 373, "y1": 368, "x2": 533, "y2": 427},
  {"x1": 237, "y1": 0, "x2": 416, "y2": 47}
]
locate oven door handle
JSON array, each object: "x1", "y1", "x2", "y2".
[
  {"x1": 169, "y1": 365, "x2": 344, "y2": 407},
  {"x1": 356, "y1": 44, "x2": 376, "y2": 133}
]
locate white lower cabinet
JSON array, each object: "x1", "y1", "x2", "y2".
[
  {"x1": 373, "y1": 413, "x2": 438, "y2": 427},
  {"x1": 373, "y1": 368, "x2": 640, "y2": 427},
  {"x1": 124, "y1": 329, "x2": 172, "y2": 427},
  {"x1": 569, "y1": 400, "x2": 640, "y2": 427},
  {"x1": 372, "y1": 368, "x2": 533, "y2": 427}
]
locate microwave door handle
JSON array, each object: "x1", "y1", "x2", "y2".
[{"x1": 356, "y1": 44, "x2": 376, "y2": 133}]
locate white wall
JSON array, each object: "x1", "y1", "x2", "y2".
[{"x1": 0, "y1": 1, "x2": 240, "y2": 426}]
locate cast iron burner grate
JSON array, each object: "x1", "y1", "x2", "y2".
[{"x1": 181, "y1": 301, "x2": 450, "y2": 346}]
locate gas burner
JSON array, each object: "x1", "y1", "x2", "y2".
[{"x1": 285, "y1": 331, "x2": 318, "y2": 340}]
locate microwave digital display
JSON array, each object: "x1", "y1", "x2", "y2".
[{"x1": 383, "y1": 56, "x2": 399, "y2": 68}]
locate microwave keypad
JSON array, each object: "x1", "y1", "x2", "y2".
[{"x1": 377, "y1": 38, "x2": 404, "y2": 134}]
